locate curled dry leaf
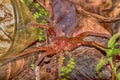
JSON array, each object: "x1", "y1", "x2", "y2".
[
  {"x1": 0, "y1": 0, "x2": 39, "y2": 79},
  {"x1": 0, "y1": 0, "x2": 39, "y2": 58},
  {"x1": 0, "y1": 0, "x2": 14, "y2": 57}
]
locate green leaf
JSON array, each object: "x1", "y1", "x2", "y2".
[
  {"x1": 117, "y1": 73, "x2": 120, "y2": 80},
  {"x1": 30, "y1": 64, "x2": 34, "y2": 69},
  {"x1": 115, "y1": 42, "x2": 120, "y2": 46},
  {"x1": 108, "y1": 32, "x2": 120, "y2": 48},
  {"x1": 34, "y1": 3, "x2": 40, "y2": 8},
  {"x1": 33, "y1": 12, "x2": 39, "y2": 19},
  {"x1": 106, "y1": 48, "x2": 120, "y2": 56},
  {"x1": 106, "y1": 49, "x2": 113, "y2": 57},
  {"x1": 96, "y1": 57, "x2": 108, "y2": 73},
  {"x1": 112, "y1": 49, "x2": 120, "y2": 55}
]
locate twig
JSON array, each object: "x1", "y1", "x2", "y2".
[
  {"x1": 34, "y1": 66, "x2": 40, "y2": 80},
  {"x1": 77, "y1": 6, "x2": 120, "y2": 23}
]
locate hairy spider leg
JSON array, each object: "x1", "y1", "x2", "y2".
[
  {"x1": 40, "y1": 16, "x2": 63, "y2": 37},
  {"x1": 67, "y1": 32, "x2": 109, "y2": 54}
]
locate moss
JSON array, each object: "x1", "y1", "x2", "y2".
[{"x1": 60, "y1": 57, "x2": 75, "y2": 79}]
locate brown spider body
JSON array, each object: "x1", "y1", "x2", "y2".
[
  {"x1": 1, "y1": 19, "x2": 111, "y2": 67},
  {"x1": 47, "y1": 37, "x2": 70, "y2": 52},
  {"x1": 47, "y1": 36, "x2": 84, "y2": 52},
  {"x1": 0, "y1": 17, "x2": 111, "y2": 80},
  {"x1": 15, "y1": 20, "x2": 110, "y2": 69}
]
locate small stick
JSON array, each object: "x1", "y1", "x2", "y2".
[
  {"x1": 34, "y1": 66, "x2": 40, "y2": 80},
  {"x1": 77, "y1": 6, "x2": 120, "y2": 22}
]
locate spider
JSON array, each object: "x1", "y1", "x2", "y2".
[{"x1": 0, "y1": 16, "x2": 111, "y2": 75}]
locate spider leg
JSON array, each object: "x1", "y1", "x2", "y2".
[
  {"x1": 80, "y1": 40, "x2": 108, "y2": 50},
  {"x1": 29, "y1": 23, "x2": 56, "y2": 38},
  {"x1": 40, "y1": 16, "x2": 63, "y2": 37},
  {"x1": 67, "y1": 31, "x2": 111, "y2": 53},
  {"x1": 0, "y1": 47, "x2": 54, "y2": 67},
  {"x1": 34, "y1": 49, "x2": 56, "y2": 67},
  {"x1": 76, "y1": 32, "x2": 111, "y2": 39},
  {"x1": 68, "y1": 39, "x2": 108, "y2": 55}
]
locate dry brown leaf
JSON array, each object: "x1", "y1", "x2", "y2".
[
  {"x1": 71, "y1": 0, "x2": 112, "y2": 14},
  {"x1": 109, "y1": 1, "x2": 120, "y2": 17},
  {"x1": 73, "y1": 17, "x2": 111, "y2": 37}
]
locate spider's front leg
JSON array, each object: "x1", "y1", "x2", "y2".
[{"x1": 68, "y1": 32, "x2": 110, "y2": 53}]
